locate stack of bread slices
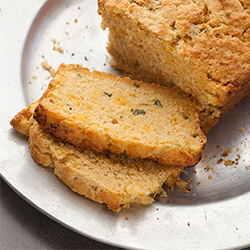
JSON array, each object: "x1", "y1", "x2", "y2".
[{"x1": 11, "y1": 63, "x2": 207, "y2": 211}]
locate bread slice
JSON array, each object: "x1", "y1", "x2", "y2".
[
  {"x1": 33, "y1": 63, "x2": 207, "y2": 168},
  {"x1": 98, "y1": 0, "x2": 250, "y2": 132},
  {"x1": 10, "y1": 103, "x2": 183, "y2": 212}
]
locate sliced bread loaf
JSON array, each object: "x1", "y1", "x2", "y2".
[
  {"x1": 34, "y1": 63, "x2": 207, "y2": 167},
  {"x1": 11, "y1": 103, "x2": 183, "y2": 212}
]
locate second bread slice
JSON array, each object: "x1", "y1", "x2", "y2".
[{"x1": 34, "y1": 63, "x2": 207, "y2": 167}]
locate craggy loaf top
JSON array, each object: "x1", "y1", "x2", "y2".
[{"x1": 98, "y1": 0, "x2": 250, "y2": 107}]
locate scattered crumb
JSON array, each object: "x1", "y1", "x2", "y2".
[
  {"x1": 84, "y1": 56, "x2": 88, "y2": 61},
  {"x1": 231, "y1": 131, "x2": 235, "y2": 134},
  {"x1": 236, "y1": 227, "x2": 238, "y2": 230},
  {"x1": 52, "y1": 38, "x2": 57, "y2": 44},
  {"x1": 228, "y1": 148, "x2": 232, "y2": 153},
  {"x1": 125, "y1": 217, "x2": 129, "y2": 221},
  {"x1": 216, "y1": 145, "x2": 220, "y2": 149},
  {"x1": 176, "y1": 179, "x2": 188, "y2": 190},
  {"x1": 224, "y1": 160, "x2": 234, "y2": 166},
  {"x1": 29, "y1": 81, "x2": 32, "y2": 84},
  {"x1": 187, "y1": 222, "x2": 190, "y2": 227},
  {"x1": 182, "y1": 170, "x2": 188, "y2": 175},
  {"x1": 31, "y1": 75, "x2": 37, "y2": 79},
  {"x1": 239, "y1": 127, "x2": 245, "y2": 132},
  {"x1": 72, "y1": 53, "x2": 75, "y2": 56},
  {"x1": 196, "y1": 182, "x2": 201, "y2": 186},
  {"x1": 78, "y1": 7, "x2": 81, "y2": 9},
  {"x1": 213, "y1": 154, "x2": 216, "y2": 158},
  {"x1": 221, "y1": 150, "x2": 229, "y2": 157},
  {"x1": 41, "y1": 54, "x2": 45, "y2": 58},
  {"x1": 50, "y1": 69, "x2": 55, "y2": 77},
  {"x1": 75, "y1": 18, "x2": 78, "y2": 23},
  {"x1": 217, "y1": 158, "x2": 223, "y2": 164},
  {"x1": 157, "y1": 217, "x2": 159, "y2": 220},
  {"x1": 245, "y1": 166, "x2": 250, "y2": 170},
  {"x1": 236, "y1": 148, "x2": 239, "y2": 151},
  {"x1": 187, "y1": 177, "x2": 193, "y2": 183},
  {"x1": 205, "y1": 165, "x2": 210, "y2": 171},
  {"x1": 66, "y1": 22, "x2": 70, "y2": 25},
  {"x1": 14, "y1": 139, "x2": 17, "y2": 143},
  {"x1": 159, "y1": 189, "x2": 167, "y2": 198},
  {"x1": 41, "y1": 60, "x2": 55, "y2": 76},
  {"x1": 183, "y1": 188, "x2": 191, "y2": 194},
  {"x1": 192, "y1": 170, "x2": 197, "y2": 174},
  {"x1": 41, "y1": 59, "x2": 51, "y2": 70},
  {"x1": 193, "y1": 193, "x2": 196, "y2": 196},
  {"x1": 208, "y1": 175, "x2": 212, "y2": 179},
  {"x1": 53, "y1": 46, "x2": 64, "y2": 53}
]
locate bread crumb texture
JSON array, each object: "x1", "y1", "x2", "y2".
[
  {"x1": 34, "y1": 63, "x2": 207, "y2": 167},
  {"x1": 98, "y1": 0, "x2": 250, "y2": 132}
]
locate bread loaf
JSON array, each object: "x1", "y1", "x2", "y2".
[
  {"x1": 33, "y1": 63, "x2": 207, "y2": 167},
  {"x1": 98, "y1": 0, "x2": 250, "y2": 132}
]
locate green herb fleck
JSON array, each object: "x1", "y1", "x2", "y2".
[
  {"x1": 131, "y1": 109, "x2": 146, "y2": 116},
  {"x1": 103, "y1": 91, "x2": 112, "y2": 97},
  {"x1": 140, "y1": 103, "x2": 150, "y2": 106},
  {"x1": 153, "y1": 100, "x2": 163, "y2": 108},
  {"x1": 134, "y1": 82, "x2": 140, "y2": 88},
  {"x1": 149, "y1": 192, "x2": 156, "y2": 198},
  {"x1": 192, "y1": 133, "x2": 199, "y2": 138},
  {"x1": 135, "y1": 60, "x2": 140, "y2": 66},
  {"x1": 207, "y1": 72, "x2": 211, "y2": 79},
  {"x1": 76, "y1": 72, "x2": 82, "y2": 78},
  {"x1": 183, "y1": 114, "x2": 189, "y2": 120},
  {"x1": 175, "y1": 142, "x2": 180, "y2": 146}
]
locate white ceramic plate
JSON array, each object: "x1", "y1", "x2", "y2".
[{"x1": 1, "y1": 1, "x2": 250, "y2": 249}]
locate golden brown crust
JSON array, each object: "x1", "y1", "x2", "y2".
[
  {"x1": 34, "y1": 63, "x2": 207, "y2": 167},
  {"x1": 10, "y1": 101, "x2": 39, "y2": 136}
]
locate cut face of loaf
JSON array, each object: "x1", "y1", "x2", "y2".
[
  {"x1": 10, "y1": 104, "x2": 183, "y2": 212},
  {"x1": 34, "y1": 63, "x2": 207, "y2": 167},
  {"x1": 98, "y1": 0, "x2": 250, "y2": 132}
]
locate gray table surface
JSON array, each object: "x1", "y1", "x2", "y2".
[{"x1": 0, "y1": 177, "x2": 124, "y2": 250}]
